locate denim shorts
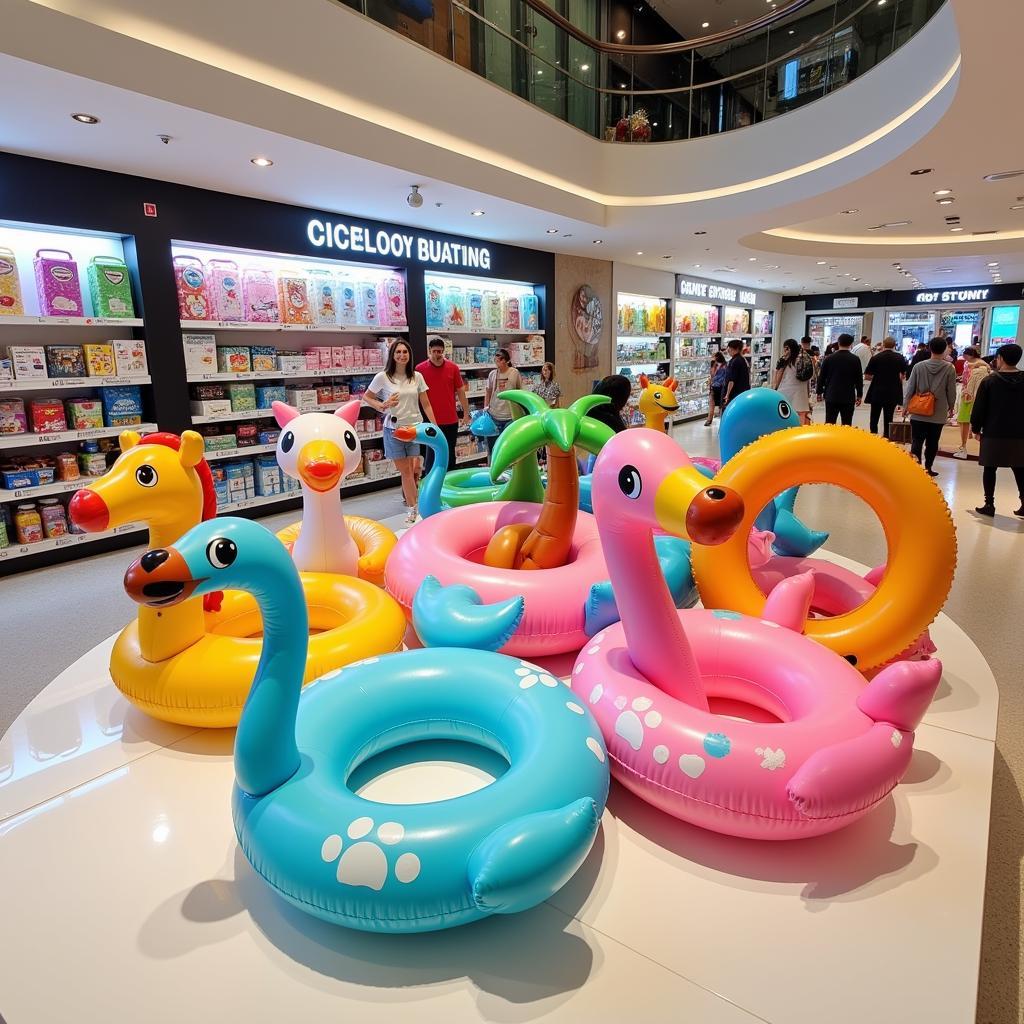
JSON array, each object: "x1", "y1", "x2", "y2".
[{"x1": 383, "y1": 425, "x2": 420, "y2": 461}]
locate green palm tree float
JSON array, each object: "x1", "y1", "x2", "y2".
[{"x1": 483, "y1": 390, "x2": 613, "y2": 571}]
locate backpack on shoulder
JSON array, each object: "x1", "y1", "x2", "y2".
[{"x1": 795, "y1": 352, "x2": 814, "y2": 382}]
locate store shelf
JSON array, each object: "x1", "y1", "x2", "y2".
[
  {"x1": 0, "y1": 315, "x2": 144, "y2": 328},
  {"x1": 616, "y1": 359, "x2": 668, "y2": 368},
  {"x1": 617, "y1": 333, "x2": 671, "y2": 340},
  {"x1": 186, "y1": 368, "x2": 378, "y2": 383},
  {"x1": 181, "y1": 321, "x2": 406, "y2": 333},
  {"x1": 217, "y1": 493, "x2": 299, "y2": 514},
  {"x1": 0, "y1": 478, "x2": 91, "y2": 501},
  {"x1": 205, "y1": 443, "x2": 277, "y2": 461},
  {"x1": 0, "y1": 423, "x2": 157, "y2": 451},
  {"x1": 439, "y1": 328, "x2": 543, "y2": 336},
  {"x1": 456, "y1": 362, "x2": 544, "y2": 371},
  {"x1": 456, "y1": 453, "x2": 487, "y2": 464},
  {"x1": 0, "y1": 522, "x2": 144, "y2": 562},
  {"x1": 191, "y1": 405, "x2": 368, "y2": 425},
  {"x1": 0, "y1": 375, "x2": 151, "y2": 394}
]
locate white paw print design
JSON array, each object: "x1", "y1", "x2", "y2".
[
  {"x1": 613, "y1": 695, "x2": 663, "y2": 751},
  {"x1": 755, "y1": 746, "x2": 787, "y2": 771},
  {"x1": 320, "y1": 817, "x2": 421, "y2": 891}
]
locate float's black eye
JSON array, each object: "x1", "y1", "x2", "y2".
[
  {"x1": 778, "y1": 401, "x2": 791, "y2": 420},
  {"x1": 206, "y1": 538, "x2": 237, "y2": 569},
  {"x1": 135, "y1": 465, "x2": 158, "y2": 487},
  {"x1": 618, "y1": 464, "x2": 642, "y2": 499},
  {"x1": 844, "y1": 654, "x2": 858, "y2": 666},
  {"x1": 280, "y1": 431, "x2": 295, "y2": 453},
  {"x1": 425, "y1": 426, "x2": 437, "y2": 438},
  {"x1": 343, "y1": 430, "x2": 358, "y2": 451},
  {"x1": 654, "y1": 392, "x2": 662, "y2": 400}
]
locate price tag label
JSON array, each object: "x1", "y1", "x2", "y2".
[
  {"x1": 79, "y1": 429, "x2": 105, "y2": 438},
  {"x1": 38, "y1": 434, "x2": 61, "y2": 443},
  {"x1": 56, "y1": 536, "x2": 74, "y2": 547}
]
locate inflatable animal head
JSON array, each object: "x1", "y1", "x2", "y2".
[
  {"x1": 273, "y1": 401, "x2": 362, "y2": 493},
  {"x1": 719, "y1": 388, "x2": 800, "y2": 463},
  {"x1": 637, "y1": 374, "x2": 680, "y2": 427},
  {"x1": 394, "y1": 421, "x2": 449, "y2": 462},
  {"x1": 592, "y1": 429, "x2": 744, "y2": 546}
]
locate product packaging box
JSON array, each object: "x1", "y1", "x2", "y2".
[
  {"x1": 83, "y1": 344, "x2": 116, "y2": 377},
  {"x1": 207, "y1": 260, "x2": 244, "y2": 321},
  {"x1": 101, "y1": 385, "x2": 144, "y2": 426},
  {"x1": 190, "y1": 399, "x2": 232, "y2": 418},
  {"x1": 29, "y1": 400, "x2": 67, "y2": 433},
  {"x1": 0, "y1": 358, "x2": 12, "y2": 383},
  {"x1": 258, "y1": 429, "x2": 281, "y2": 446},
  {"x1": 174, "y1": 255, "x2": 210, "y2": 321},
  {"x1": 216, "y1": 346, "x2": 252, "y2": 374},
  {"x1": 317, "y1": 347, "x2": 333, "y2": 369},
  {"x1": 278, "y1": 276, "x2": 312, "y2": 325},
  {"x1": 277, "y1": 354, "x2": 306, "y2": 373},
  {"x1": 250, "y1": 345, "x2": 277, "y2": 372},
  {"x1": 8, "y1": 346, "x2": 47, "y2": 379},
  {"x1": 285, "y1": 388, "x2": 318, "y2": 411},
  {"x1": 113, "y1": 339, "x2": 148, "y2": 377},
  {"x1": 242, "y1": 267, "x2": 279, "y2": 323},
  {"x1": 183, "y1": 334, "x2": 217, "y2": 374},
  {"x1": 309, "y1": 271, "x2": 337, "y2": 327},
  {"x1": 0, "y1": 399, "x2": 28, "y2": 435},
  {"x1": 254, "y1": 454, "x2": 282, "y2": 496},
  {"x1": 378, "y1": 274, "x2": 407, "y2": 327},
  {"x1": 255, "y1": 385, "x2": 286, "y2": 409},
  {"x1": 45, "y1": 345, "x2": 86, "y2": 378},
  {"x1": 332, "y1": 346, "x2": 349, "y2": 368},
  {"x1": 210, "y1": 465, "x2": 229, "y2": 508},
  {"x1": 0, "y1": 246, "x2": 25, "y2": 316},
  {"x1": 202, "y1": 433, "x2": 239, "y2": 452},
  {"x1": 235, "y1": 423, "x2": 259, "y2": 447},
  {"x1": 528, "y1": 335, "x2": 545, "y2": 362},
  {"x1": 332, "y1": 384, "x2": 350, "y2": 403},
  {"x1": 521, "y1": 293, "x2": 539, "y2": 332},
  {"x1": 227, "y1": 382, "x2": 257, "y2": 411},
  {"x1": 315, "y1": 386, "x2": 335, "y2": 405},
  {"x1": 302, "y1": 348, "x2": 321, "y2": 370},
  {"x1": 193, "y1": 383, "x2": 227, "y2": 401},
  {"x1": 34, "y1": 249, "x2": 84, "y2": 317},
  {"x1": 87, "y1": 257, "x2": 135, "y2": 319},
  {"x1": 66, "y1": 399, "x2": 104, "y2": 430}
]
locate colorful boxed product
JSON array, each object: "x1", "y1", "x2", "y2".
[
  {"x1": 193, "y1": 383, "x2": 227, "y2": 401},
  {"x1": 528, "y1": 334, "x2": 545, "y2": 362},
  {"x1": 83, "y1": 344, "x2": 116, "y2": 377},
  {"x1": 444, "y1": 285, "x2": 466, "y2": 329},
  {"x1": 183, "y1": 334, "x2": 217, "y2": 374},
  {"x1": 29, "y1": 400, "x2": 67, "y2": 433},
  {"x1": 202, "y1": 433, "x2": 239, "y2": 452},
  {"x1": 0, "y1": 399, "x2": 28, "y2": 435},
  {"x1": 66, "y1": 399, "x2": 104, "y2": 430},
  {"x1": 503, "y1": 295, "x2": 521, "y2": 331},
  {"x1": 227, "y1": 382, "x2": 257, "y2": 411},
  {"x1": 7, "y1": 346, "x2": 45, "y2": 380},
  {"x1": 332, "y1": 346, "x2": 349, "y2": 368},
  {"x1": 285, "y1": 387, "x2": 318, "y2": 411},
  {"x1": 309, "y1": 269, "x2": 337, "y2": 327},
  {"x1": 315, "y1": 386, "x2": 334, "y2": 405},
  {"x1": 34, "y1": 249, "x2": 84, "y2": 317},
  {"x1": 258, "y1": 429, "x2": 281, "y2": 446},
  {"x1": 242, "y1": 267, "x2": 279, "y2": 323},
  {"x1": 254, "y1": 455, "x2": 283, "y2": 497},
  {"x1": 45, "y1": 345, "x2": 86, "y2": 378},
  {"x1": 317, "y1": 347, "x2": 333, "y2": 369},
  {"x1": 378, "y1": 274, "x2": 407, "y2": 326},
  {"x1": 55, "y1": 452, "x2": 79, "y2": 481},
  {"x1": 484, "y1": 291, "x2": 502, "y2": 330},
  {"x1": 277, "y1": 354, "x2": 306, "y2": 373},
  {"x1": 357, "y1": 281, "x2": 379, "y2": 326},
  {"x1": 337, "y1": 276, "x2": 359, "y2": 326},
  {"x1": 86, "y1": 256, "x2": 135, "y2": 319},
  {"x1": 236, "y1": 423, "x2": 259, "y2": 447},
  {"x1": 278, "y1": 275, "x2": 312, "y2": 325},
  {"x1": 255, "y1": 385, "x2": 286, "y2": 409},
  {"x1": 302, "y1": 348, "x2": 320, "y2": 370},
  {"x1": 207, "y1": 259, "x2": 245, "y2": 321},
  {"x1": 190, "y1": 399, "x2": 232, "y2": 418},
  {"x1": 225, "y1": 462, "x2": 250, "y2": 502},
  {"x1": 216, "y1": 346, "x2": 252, "y2": 374},
  {"x1": 466, "y1": 290, "x2": 484, "y2": 330},
  {"x1": 0, "y1": 358, "x2": 12, "y2": 383},
  {"x1": 174, "y1": 255, "x2": 210, "y2": 321},
  {"x1": 521, "y1": 292, "x2": 539, "y2": 331},
  {"x1": 113, "y1": 339, "x2": 148, "y2": 377},
  {"x1": 424, "y1": 281, "x2": 444, "y2": 329},
  {"x1": 210, "y1": 465, "x2": 229, "y2": 507},
  {"x1": 0, "y1": 247, "x2": 25, "y2": 316},
  {"x1": 101, "y1": 385, "x2": 144, "y2": 426},
  {"x1": 250, "y1": 345, "x2": 277, "y2": 372}
]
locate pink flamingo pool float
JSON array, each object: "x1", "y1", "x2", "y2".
[{"x1": 572, "y1": 431, "x2": 942, "y2": 840}]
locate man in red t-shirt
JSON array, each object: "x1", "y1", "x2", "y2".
[{"x1": 416, "y1": 338, "x2": 471, "y2": 472}]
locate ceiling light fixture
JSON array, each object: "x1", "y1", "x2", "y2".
[
  {"x1": 250, "y1": 156, "x2": 273, "y2": 167},
  {"x1": 701, "y1": 21, "x2": 709, "y2": 27},
  {"x1": 470, "y1": 209, "x2": 485, "y2": 216},
  {"x1": 592, "y1": 239, "x2": 603, "y2": 244},
  {"x1": 616, "y1": 29, "x2": 626, "y2": 39},
  {"x1": 636, "y1": 251, "x2": 644, "y2": 255},
  {"x1": 748, "y1": 256, "x2": 757, "y2": 261},
  {"x1": 788, "y1": 29, "x2": 794, "y2": 34},
  {"x1": 1011, "y1": 204, "x2": 1024, "y2": 210},
  {"x1": 546, "y1": 227, "x2": 559, "y2": 234},
  {"x1": 936, "y1": 197, "x2": 955, "y2": 205},
  {"x1": 841, "y1": 209, "x2": 859, "y2": 214},
  {"x1": 869, "y1": 221, "x2": 913, "y2": 229},
  {"x1": 987, "y1": 261, "x2": 999, "y2": 267},
  {"x1": 950, "y1": 227, "x2": 964, "y2": 232},
  {"x1": 816, "y1": 260, "x2": 827, "y2": 265},
  {"x1": 580, "y1": 63, "x2": 590, "y2": 71},
  {"x1": 71, "y1": 113, "x2": 100, "y2": 124},
  {"x1": 661, "y1": 255, "x2": 673, "y2": 260},
  {"x1": 983, "y1": 170, "x2": 1024, "y2": 181},
  {"x1": 563, "y1": 233, "x2": 573, "y2": 238},
  {"x1": 933, "y1": 188, "x2": 953, "y2": 196},
  {"x1": 910, "y1": 168, "x2": 933, "y2": 175},
  {"x1": 694, "y1": 230, "x2": 706, "y2": 235}
]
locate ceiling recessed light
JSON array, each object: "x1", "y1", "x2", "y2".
[
  {"x1": 563, "y1": 233, "x2": 573, "y2": 238},
  {"x1": 788, "y1": 28, "x2": 794, "y2": 34},
  {"x1": 1010, "y1": 204, "x2": 1024, "y2": 210},
  {"x1": 619, "y1": 83, "x2": 627, "y2": 89},
  {"x1": 470, "y1": 210, "x2": 485, "y2": 217},
  {"x1": 841, "y1": 209, "x2": 859, "y2": 214},
  {"x1": 71, "y1": 113, "x2": 100, "y2": 124},
  {"x1": 580, "y1": 63, "x2": 590, "y2": 71},
  {"x1": 592, "y1": 239, "x2": 603, "y2": 244},
  {"x1": 748, "y1": 256, "x2": 757, "y2": 261},
  {"x1": 694, "y1": 264, "x2": 701, "y2": 268},
  {"x1": 910, "y1": 168, "x2": 933, "y2": 175},
  {"x1": 983, "y1": 170, "x2": 1024, "y2": 181},
  {"x1": 935, "y1": 269, "x2": 954, "y2": 273},
  {"x1": 988, "y1": 262, "x2": 1000, "y2": 267},
  {"x1": 765, "y1": 265, "x2": 779, "y2": 269},
  {"x1": 816, "y1": 260, "x2": 828, "y2": 265},
  {"x1": 250, "y1": 156, "x2": 273, "y2": 167},
  {"x1": 546, "y1": 227, "x2": 559, "y2": 234},
  {"x1": 936, "y1": 197, "x2": 955, "y2": 205},
  {"x1": 615, "y1": 29, "x2": 626, "y2": 39},
  {"x1": 694, "y1": 230, "x2": 706, "y2": 235},
  {"x1": 950, "y1": 227, "x2": 964, "y2": 232},
  {"x1": 652, "y1": 122, "x2": 658, "y2": 127},
  {"x1": 661, "y1": 255, "x2": 673, "y2": 260},
  {"x1": 636, "y1": 251, "x2": 644, "y2": 255},
  {"x1": 852, "y1": 277, "x2": 861, "y2": 281},
  {"x1": 869, "y1": 221, "x2": 913, "y2": 229},
  {"x1": 701, "y1": 20, "x2": 709, "y2": 27},
  {"x1": 933, "y1": 188, "x2": 953, "y2": 196}
]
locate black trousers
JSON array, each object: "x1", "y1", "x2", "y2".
[
  {"x1": 869, "y1": 401, "x2": 898, "y2": 437},
  {"x1": 910, "y1": 419, "x2": 944, "y2": 469},
  {"x1": 825, "y1": 401, "x2": 855, "y2": 426},
  {"x1": 422, "y1": 421, "x2": 459, "y2": 473},
  {"x1": 982, "y1": 465, "x2": 1024, "y2": 503}
]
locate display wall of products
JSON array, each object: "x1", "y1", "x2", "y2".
[
  {"x1": 753, "y1": 309, "x2": 774, "y2": 335},
  {"x1": 748, "y1": 337, "x2": 775, "y2": 388},
  {"x1": 674, "y1": 302, "x2": 720, "y2": 336},
  {"x1": 424, "y1": 272, "x2": 541, "y2": 334},
  {"x1": 617, "y1": 293, "x2": 669, "y2": 336},
  {"x1": 723, "y1": 307, "x2": 752, "y2": 335}
]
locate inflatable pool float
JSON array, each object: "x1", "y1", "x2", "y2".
[
  {"x1": 692, "y1": 424, "x2": 957, "y2": 670},
  {"x1": 572, "y1": 430, "x2": 943, "y2": 839},
  {"x1": 124, "y1": 517, "x2": 609, "y2": 933},
  {"x1": 393, "y1": 422, "x2": 448, "y2": 518},
  {"x1": 271, "y1": 401, "x2": 396, "y2": 584},
  {"x1": 637, "y1": 373, "x2": 680, "y2": 431},
  {"x1": 69, "y1": 429, "x2": 405, "y2": 727}
]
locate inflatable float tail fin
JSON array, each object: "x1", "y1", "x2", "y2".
[
  {"x1": 761, "y1": 571, "x2": 814, "y2": 632},
  {"x1": 857, "y1": 658, "x2": 942, "y2": 732},
  {"x1": 771, "y1": 506, "x2": 829, "y2": 558},
  {"x1": 469, "y1": 797, "x2": 601, "y2": 914},
  {"x1": 412, "y1": 575, "x2": 524, "y2": 652},
  {"x1": 786, "y1": 723, "x2": 915, "y2": 820}
]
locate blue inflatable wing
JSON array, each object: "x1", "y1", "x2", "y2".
[{"x1": 413, "y1": 575, "x2": 524, "y2": 652}]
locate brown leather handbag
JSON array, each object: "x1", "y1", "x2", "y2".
[{"x1": 906, "y1": 391, "x2": 935, "y2": 416}]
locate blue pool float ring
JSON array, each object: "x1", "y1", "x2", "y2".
[{"x1": 122, "y1": 517, "x2": 610, "y2": 933}]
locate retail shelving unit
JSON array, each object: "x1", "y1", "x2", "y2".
[
  {"x1": 672, "y1": 299, "x2": 724, "y2": 423},
  {"x1": 749, "y1": 309, "x2": 776, "y2": 388},
  {"x1": 615, "y1": 293, "x2": 672, "y2": 426}
]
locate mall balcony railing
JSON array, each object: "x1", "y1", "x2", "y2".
[{"x1": 334, "y1": 0, "x2": 947, "y2": 141}]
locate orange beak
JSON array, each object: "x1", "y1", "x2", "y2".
[
  {"x1": 393, "y1": 426, "x2": 418, "y2": 442},
  {"x1": 297, "y1": 440, "x2": 344, "y2": 492}
]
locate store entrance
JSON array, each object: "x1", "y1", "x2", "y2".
[
  {"x1": 940, "y1": 308, "x2": 985, "y2": 351},
  {"x1": 886, "y1": 310, "x2": 936, "y2": 359},
  {"x1": 807, "y1": 313, "x2": 865, "y2": 348}
]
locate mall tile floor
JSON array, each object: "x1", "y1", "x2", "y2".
[{"x1": 1, "y1": 408, "x2": 1021, "y2": 1023}]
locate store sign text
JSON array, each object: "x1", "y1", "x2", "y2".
[
  {"x1": 678, "y1": 277, "x2": 756, "y2": 305},
  {"x1": 833, "y1": 297, "x2": 859, "y2": 309},
  {"x1": 915, "y1": 288, "x2": 989, "y2": 304},
  {"x1": 306, "y1": 219, "x2": 491, "y2": 270}
]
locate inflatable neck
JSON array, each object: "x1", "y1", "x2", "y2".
[{"x1": 419, "y1": 442, "x2": 446, "y2": 518}]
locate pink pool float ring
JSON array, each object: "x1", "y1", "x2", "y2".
[{"x1": 572, "y1": 431, "x2": 942, "y2": 840}]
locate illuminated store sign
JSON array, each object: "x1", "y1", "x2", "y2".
[
  {"x1": 306, "y1": 218, "x2": 491, "y2": 270},
  {"x1": 678, "y1": 276, "x2": 756, "y2": 305},
  {"x1": 914, "y1": 287, "x2": 989, "y2": 304}
]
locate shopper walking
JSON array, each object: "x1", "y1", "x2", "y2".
[
  {"x1": 483, "y1": 348, "x2": 523, "y2": 454},
  {"x1": 816, "y1": 333, "x2": 863, "y2": 425},
  {"x1": 704, "y1": 351, "x2": 727, "y2": 425},
  {"x1": 909, "y1": 341, "x2": 930, "y2": 367},
  {"x1": 532, "y1": 361, "x2": 562, "y2": 407},
  {"x1": 953, "y1": 347, "x2": 991, "y2": 459},
  {"x1": 772, "y1": 339, "x2": 812, "y2": 425},
  {"x1": 416, "y1": 337, "x2": 470, "y2": 474},
  {"x1": 364, "y1": 339, "x2": 438, "y2": 523},
  {"x1": 851, "y1": 335, "x2": 872, "y2": 374},
  {"x1": 902, "y1": 336, "x2": 957, "y2": 477},
  {"x1": 970, "y1": 343, "x2": 1024, "y2": 517},
  {"x1": 863, "y1": 336, "x2": 908, "y2": 438},
  {"x1": 722, "y1": 339, "x2": 750, "y2": 408}
]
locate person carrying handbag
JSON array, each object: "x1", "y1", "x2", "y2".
[{"x1": 902, "y1": 337, "x2": 958, "y2": 476}]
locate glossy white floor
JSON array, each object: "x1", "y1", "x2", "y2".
[{"x1": 0, "y1": 411, "x2": 1016, "y2": 1024}]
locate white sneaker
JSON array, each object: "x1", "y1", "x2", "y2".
[{"x1": 953, "y1": 448, "x2": 968, "y2": 460}]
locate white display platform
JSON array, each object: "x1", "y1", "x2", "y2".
[{"x1": 0, "y1": 555, "x2": 997, "y2": 1024}]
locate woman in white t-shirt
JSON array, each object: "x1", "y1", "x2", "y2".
[
  {"x1": 483, "y1": 348, "x2": 524, "y2": 454},
  {"x1": 364, "y1": 339, "x2": 437, "y2": 523}
]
